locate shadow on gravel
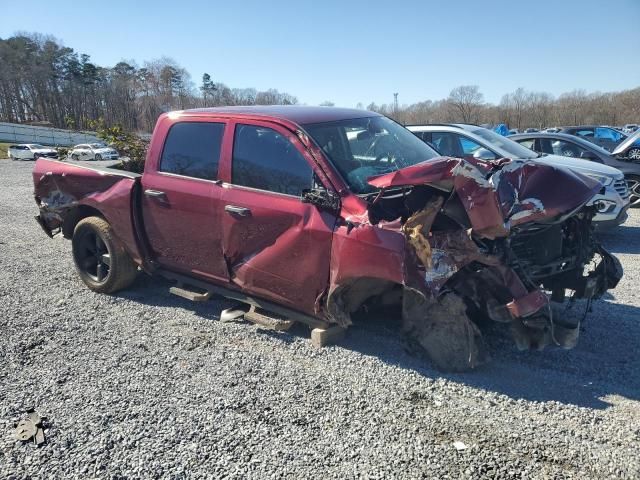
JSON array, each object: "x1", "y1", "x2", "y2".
[
  {"x1": 115, "y1": 273, "x2": 640, "y2": 410},
  {"x1": 344, "y1": 298, "x2": 640, "y2": 410},
  {"x1": 598, "y1": 225, "x2": 640, "y2": 254},
  {"x1": 114, "y1": 274, "x2": 235, "y2": 322}
]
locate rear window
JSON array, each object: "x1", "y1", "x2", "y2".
[{"x1": 160, "y1": 122, "x2": 225, "y2": 180}]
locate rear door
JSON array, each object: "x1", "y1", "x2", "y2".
[
  {"x1": 141, "y1": 118, "x2": 229, "y2": 282},
  {"x1": 218, "y1": 120, "x2": 336, "y2": 315}
]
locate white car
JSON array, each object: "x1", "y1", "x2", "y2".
[
  {"x1": 69, "y1": 143, "x2": 119, "y2": 161},
  {"x1": 8, "y1": 144, "x2": 58, "y2": 160}
]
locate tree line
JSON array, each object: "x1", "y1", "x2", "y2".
[
  {"x1": 0, "y1": 33, "x2": 298, "y2": 133},
  {"x1": 1, "y1": 33, "x2": 638, "y2": 134},
  {"x1": 366, "y1": 85, "x2": 640, "y2": 129}
]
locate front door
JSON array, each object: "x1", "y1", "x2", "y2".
[
  {"x1": 141, "y1": 119, "x2": 229, "y2": 282},
  {"x1": 218, "y1": 120, "x2": 336, "y2": 315}
]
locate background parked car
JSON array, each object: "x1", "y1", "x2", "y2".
[
  {"x1": 407, "y1": 124, "x2": 630, "y2": 229},
  {"x1": 8, "y1": 144, "x2": 58, "y2": 160},
  {"x1": 611, "y1": 128, "x2": 640, "y2": 161},
  {"x1": 69, "y1": 143, "x2": 119, "y2": 161},
  {"x1": 558, "y1": 125, "x2": 640, "y2": 155},
  {"x1": 622, "y1": 124, "x2": 638, "y2": 134},
  {"x1": 510, "y1": 132, "x2": 640, "y2": 208}
]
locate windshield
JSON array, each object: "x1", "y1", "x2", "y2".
[
  {"x1": 90, "y1": 143, "x2": 106, "y2": 148},
  {"x1": 469, "y1": 127, "x2": 539, "y2": 159},
  {"x1": 29, "y1": 144, "x2": 45, "y2": 149},
  {"x1": 304, "y1": 116, "x2": 440, "y2": 194}
]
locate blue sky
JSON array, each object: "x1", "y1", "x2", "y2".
[{"x1": 2, "y1": 0, "x2": 639, "y2": 107}]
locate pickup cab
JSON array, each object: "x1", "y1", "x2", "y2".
[{"x1": 33, "y1": 106, "x2": 622, "y2": 371}]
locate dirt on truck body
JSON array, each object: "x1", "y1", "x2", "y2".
[{"x1": 32, "y1": 106, "x2": 622, "y2": 371}]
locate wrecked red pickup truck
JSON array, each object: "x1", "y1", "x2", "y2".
[{"x1": 33, "y1": 106, "x2": 622, "y2": 370}]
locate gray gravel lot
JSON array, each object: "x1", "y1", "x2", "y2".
[{"x1": 1, "y1": 159, "x2": 639, "y2": 479}]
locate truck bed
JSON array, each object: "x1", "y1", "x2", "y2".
[{"x1": 33, "y1": 158, "x2": 144, "y2": 264}]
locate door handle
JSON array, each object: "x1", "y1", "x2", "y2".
[
  {"x1": 144, "y1": 189, "x2": 166, "y2": 198},
  {"x1": 225, "y1": 205, "x2": 251, "y2": 217}
]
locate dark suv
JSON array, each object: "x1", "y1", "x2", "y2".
[{"x1": 559, "y1": 126, "x2": 640, "y2": 158}]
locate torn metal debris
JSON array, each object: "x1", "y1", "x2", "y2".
[{"x1": 14, "y1": 410, "x2": 47, "y2": 446}]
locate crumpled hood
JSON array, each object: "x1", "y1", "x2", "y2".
[{"x1": 367, "y1": 156, "x2": 602, "y2": 238}]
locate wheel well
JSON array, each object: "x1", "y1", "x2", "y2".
[
  {"x1": 62, "y1": 205, "x2": 104, "y2": 239},
  {"x1": 326, "y1": 277, "x2": 404, "y2": 327}
]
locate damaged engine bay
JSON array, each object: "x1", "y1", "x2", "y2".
[{"x1": 326, "y1": 157, "x2": 623, "y2": 372}]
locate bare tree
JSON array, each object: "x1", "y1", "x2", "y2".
[
  {"x1": 447, "y1": 85, "x2": 484, "y2": 123},
  {"x1": 0, "y1": 33, "x2": 299, "y2": 133}
]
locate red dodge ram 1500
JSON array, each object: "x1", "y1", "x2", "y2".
[{"x1": 32, "y1": 106, "x2": 622, "y2": 370}]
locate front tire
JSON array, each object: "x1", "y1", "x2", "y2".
[
  {"x1": 626, "y1": 175, "x2": 640, "y2": 208},
  {"x1": 94, "y1": 153, "x2": 102, "y2": 161},
  {"x1": 72, "y1": 216, "x2": 138, "y2": 293},
  {"x1": 71, "y1": 153, "x2": 79, "y2": 160}
]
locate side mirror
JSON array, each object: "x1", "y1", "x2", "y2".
[
  {"x1": 473, "y1": 148, "x2": 497, "y2": 161},
  {"x1": 302, "y1": 188, "x2": 340, "y2": 213}
]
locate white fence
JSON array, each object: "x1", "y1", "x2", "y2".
[{"x1": 0, "y1": 122, "x2": 101, "y2": 147}]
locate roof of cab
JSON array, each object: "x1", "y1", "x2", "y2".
[{"x1": 178, "y1": 105, "x2": 380, "y2": 125}]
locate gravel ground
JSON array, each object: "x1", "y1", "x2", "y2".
[{"x1": 1, "y1": 159, "x2": 639, "y2": 479}]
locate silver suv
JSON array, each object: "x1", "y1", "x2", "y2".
[{"x1": 407, "y1": 124, "x2": 630, "y2": 230}]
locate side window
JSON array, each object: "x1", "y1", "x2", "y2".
[
  {"x1": 595, "y1": 127, "x2": 622, "y2": 142},
  {"x1": 431, "y1": 132, "x2": 463, "y2": 157},
  {"x1": 458, "y1": 136, "x2": 483, "y2": 156},
  {"x1": 160, "y1": 122, "x2": 224, "y2": 180},
  {"x1": 550, "y1": 139, "x2": 586, "y2": 157},
  {"x1": 412, "y1": 131, "x2": 428, "y2": 142},
  {"x1": 232, "y1": 124, "x2": 313, "y2": 196},
  {"x1": 576, "y1": 128, "x2": 594, "y2": 138},
  {"x1": 516, "y1": 138, "x2": 536, "y2": 150}
]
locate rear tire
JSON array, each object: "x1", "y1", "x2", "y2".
[
  {"x1": 71, "y1": 153, "x2": 79, "y2": 160},
  {"x1": 627, "y1": 148, "x2": 640, "y2": 160},
  {"x1": 72, "y1": 216, "x2": 138, "y2": 293}
]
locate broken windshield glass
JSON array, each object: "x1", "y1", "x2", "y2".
[{"x1": 304, "y1": 116, "x2": 440, "y2": 194}]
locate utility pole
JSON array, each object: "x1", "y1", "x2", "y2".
[{"x1": 393, "y1": 93, "x2": 399, "y2": 115}]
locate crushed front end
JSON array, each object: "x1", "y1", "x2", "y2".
[{"x1": 328, "y1": 157, "x2": 623, "y2": 371}]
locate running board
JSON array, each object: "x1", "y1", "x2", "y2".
[
  {"x1": 169, "y1": 285, "x2": 212, "y2": 302},
  {"x1": 159, "y1": 269, "x2": 330, "y2": 330}
]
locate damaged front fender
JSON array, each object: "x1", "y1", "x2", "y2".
[{"x1": 326, "y1": 156, "x2": 621, "y2": 371}]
